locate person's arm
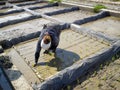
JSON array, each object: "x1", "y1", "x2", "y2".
[{"x1": 34, "y1": 39, "x2": 41, "y2": 66}]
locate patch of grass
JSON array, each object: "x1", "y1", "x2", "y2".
[
  {"x1": 67, "y1": 85, "x2": 71, "y2": 90},
  {"x1": 112, "y1": 0, "x2": 120, "y2": 1},
  {"x1": 94, "y1": 4, "x2": 107, "y2": 13},
  {"x1": 48, "y1": 0, "x2": 62, "y2": 3}
]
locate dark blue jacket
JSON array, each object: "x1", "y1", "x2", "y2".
[{"x1": 34, "y1": 24, "x2": 62, "y2": 64}]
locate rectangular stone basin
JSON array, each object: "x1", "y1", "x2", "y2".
[
  {"x1": 0, "y1": 12, "x2": 31, "y2": 24},
  {"x1": 81, "y1": 16, "x2": 120, "y2": 38},
  {"x1": 10, "y1": 29, "x2": 110, "y2": 80},
  {"x1": 0, "y1": 18, "x2": 52, "y2": 41},
  {"x1": 18, "y1": 2, "x2": 48, "y2": 8},
  {"x1": 51, "y1": 10, "x2": 94, "y2": 23},
  {"x1": 33, "y1": 5, "x2": 71, "y2": 14}
]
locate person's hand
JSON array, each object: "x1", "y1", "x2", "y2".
[{"x1": 33, "y1": 63, "x2": 37, "y2": 67}]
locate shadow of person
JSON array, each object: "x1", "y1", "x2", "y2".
[
  {"x1": 38, "y1": 48, "x2": 80, "y2": 71},
  {"x1": 5, "y1": 69, "x2": 22, "y2": 81}
]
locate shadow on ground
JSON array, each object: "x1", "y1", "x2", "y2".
[
  {"x1": 37, "y1": 48, "x2": 80, "y2": 71},
  {"x1": 5, "y1": 69, "x2": 22, "y2": 81}
]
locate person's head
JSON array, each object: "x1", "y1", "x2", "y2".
[
  {"x1": 41, "y1": 33, "x2": 52, "y2": 50},
  {"x1": 43, "y1": 34, "x2": 51, "y2": 44}
]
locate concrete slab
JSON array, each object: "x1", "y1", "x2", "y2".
[
  {"x1": 8, "y1": 48, "x2": 40, "y2": 85},
  {"x1": 12, "y1": 29, "x2": 110, "y2": 81}
]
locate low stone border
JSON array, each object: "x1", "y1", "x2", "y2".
[
  {"x1": 101, "y1": 9, "x2": 120, "y2": 18},
  {"x1": 73, "y1": 11, "x2": 110, "y2": 25},
  {"x1": 0, "y1": 15, "x2": 41, "y2": 28},
  {"x1": 45, "y1": 6, "x2": 79, "y2": 16},
  {"x1": 1, "y1": 31, "x2": 41, "y2": 49},
  {"x1": 0, "y1": 9, "x2": 24, "y2": 16}
]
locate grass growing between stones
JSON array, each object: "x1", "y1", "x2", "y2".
[
  {"x1": 94, "y1": 4, "x2": 107, "y2": 13},
  {"x1": 48, "y1": 0, "x2": 62, "y2": 3}
]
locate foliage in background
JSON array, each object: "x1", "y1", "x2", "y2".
[
  {"x1": 112, "y1": 0, "x2": 120, "y2": 1},
  {"x1": 48, "y1": 0, "x2": 62, "y2": 3},
  {"x1": 94, "y1": 4, "x2": 107, "y2": 13}
]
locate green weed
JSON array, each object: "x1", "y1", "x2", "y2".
[
  {"x1": 94, "y1": 4, "x2": 107, "y2": 13},
  {"x1": 48, "y1": 0, "x2": 62, "y2": 3}
]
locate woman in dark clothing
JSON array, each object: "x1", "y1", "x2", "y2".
[{"x1": 34, "y1": 24, "x2": 61, "y2": 66}]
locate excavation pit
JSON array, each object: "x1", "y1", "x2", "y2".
[{"x1": 7, "y1": 29, "x2": 110, "y2": 81}]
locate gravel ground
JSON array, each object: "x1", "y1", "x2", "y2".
[{"x1": 74, "y1": 58, "x2": 120, "y2": 90}]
